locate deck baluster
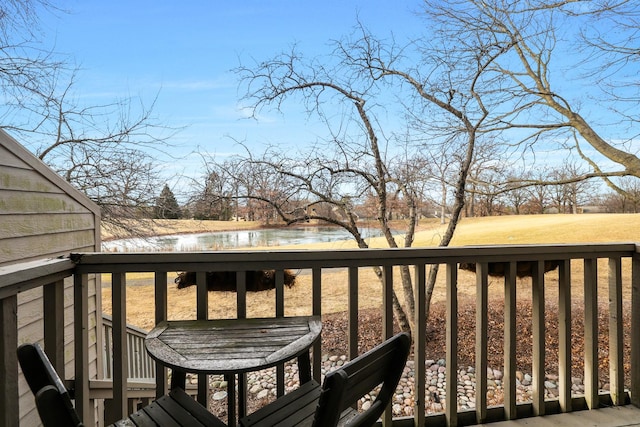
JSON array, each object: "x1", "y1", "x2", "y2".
[
  {"x1": 504, "y1": 261, "x2": 517, "y2": 420},
  {"x1": 475, "y1": 262, "x2": 489, "y2": 424},
  {"x1": 584, "y1": 258, "x2": 599, "y2": 409},
  {"x1": 608, "y1": 256, "x2": 624, "y2": 405},
  {"x1": 446, "y1": 263, "x2": 459, "y2": 427},
  {"x1": 154, "y1": 271, "x2": 168, "y2": 397},
  {"x1": 532, "y1": 261, "x2": 546, "y2": 416},
  {"x1": 558, "y1": 259, "x2": 572, "y2": 413}
]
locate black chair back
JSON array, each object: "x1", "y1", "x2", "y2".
[
  {"x1": 17, "y1": 343, "x2": 84, "y2": 427},
  {"x1": 313, "y1": 332, "x2": 411, "y2": 427}
]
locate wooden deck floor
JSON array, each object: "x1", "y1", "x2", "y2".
[{"x1": 478, "y1": 405, "x2": 640, "y2": 427}]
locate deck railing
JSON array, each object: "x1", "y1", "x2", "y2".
[
  {"x1": 2, "y1": 243, "x2": 640, "y2": 426},
  {"x1": 101, "y1": 314, "x2": 156, "y2": 381}
]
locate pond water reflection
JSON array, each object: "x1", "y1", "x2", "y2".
[{"x1": 102, "y1": 226, "x2": 383, "y2": 252}]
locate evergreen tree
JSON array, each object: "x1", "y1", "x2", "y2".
[{"x1": 154, "y1": 184, "x2": 181, "y2": 219}]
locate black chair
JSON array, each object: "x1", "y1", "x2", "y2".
[
  {"x1": 17, "y1": 342, "x2": 226, "y2": 427},
  {"x1": 239, "y1": 332, "x2": 411, "y2": 427}
]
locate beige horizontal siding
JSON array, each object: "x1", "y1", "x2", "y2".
[
  {"x1": 0, "y1": 213, "x2": 95, "y2": 239},
  {"x1": 0, "y1": 230, "x2": 97, "y2": 263},
  {"x1": 1, "y1": 165, "x2": 65, "y2": 193},
  {"x1": 0, "y1": 144, "x2": 30, "y2": 169},
  {"x1": 0, "y1": 190, "x2": 91, "y2": 214},
  {"x1": 1, "y1": 129, "x2": 102, "y2": 426}
]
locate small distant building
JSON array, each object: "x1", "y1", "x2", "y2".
[{"x1": 577, "y1": 205, "x2": 608, "y2": 214}]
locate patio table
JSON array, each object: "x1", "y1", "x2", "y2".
[{"x1": 145, "y1": 315, "x2": 322, "y2": 426}]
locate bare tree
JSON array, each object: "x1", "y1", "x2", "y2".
[
  {"x1": 0, "y1": 1, "x2": 60, "y2": 108},
  {"x1": 423, "y1": 0, "x2": 640, "y2": 197},
  {"x1": 502, "y1": 171, "x2": 531, "y2": 214},
  {"x1": 191, "y1": 167, "x2": 234, "y2": 221},
  {"x1": 601, "y1": 176, "x2": 640, "y2": 213},
  {"x1": 231, "y1": 17, "x2": 508, "y2": 334},
  {"x1": 418, "y1": 142, "x2": 458, "y2": 224},
  {"x1": 0, "y1": 2, "x2": 175, "y2": 237},
  {"x1": 548, "y1": 161, "x2": 598, "y2": 213}
]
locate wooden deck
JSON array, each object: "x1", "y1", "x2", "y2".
[
  {"x1": 5, "y1": 245, "x2": 640, "y2": 426},
  {"x1": 481, "y1": 405, "x2": 640, "y2": 427}
]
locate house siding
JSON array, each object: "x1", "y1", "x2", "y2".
[{"x1": 0, "y1": 130, "x2": 102, "y2": 426}]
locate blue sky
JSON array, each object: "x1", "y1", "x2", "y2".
[
  {"x1": 32, "y1": 1, "x2": 640, "y2": 195},
  {"x1": 38, "y1": 1, "x2": 426, "y2": 184}
]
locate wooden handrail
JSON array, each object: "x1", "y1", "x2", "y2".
[{"x1": 3, "y1": 243, "x2": 640, "y2": 426}]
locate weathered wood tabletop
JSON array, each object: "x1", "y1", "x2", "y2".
[
  {"x1": 145, "y1": 316, "x2": 322, "y2": 376},
  {"x1": 145, "y1": 316, "x2": 322, "y2": 425}
]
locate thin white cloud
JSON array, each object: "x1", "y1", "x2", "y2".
[{"x1": 162, "y1": 79, "x2": 231, "y2": 91}]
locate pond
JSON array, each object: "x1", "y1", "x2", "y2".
[{"x1": 102, "y1": 226, "x2": 384, "y2": 252}]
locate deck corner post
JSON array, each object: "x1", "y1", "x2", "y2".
[
  {"x1": 74, "y1": 273, "x2": 90, "y2": 424},
  {"x1": 0, "y1": 295, "x2": 18, "y2": 427},
  {"x1": 631, "y1": 250, "x2": 640, "y2": 407}
]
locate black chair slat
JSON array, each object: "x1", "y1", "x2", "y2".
[
  {"x1": 153, "y1": 393, "x2": 209, "y2": 426},
  {"x1": 129, "y1": 406, "x2": 166, "y2": 426},
  {"x1": 338, "y1": 348, "x2": 398, "y2": 407},
  {"x1": 168, "y1": 388, "x2": 227, "y2": 427},
  {"x1": 316, "y1": 334, "x2": 409, "y2": 426},
  {"x1": 112, "y1": 420, "x2": 136, "y2": 427},
  {"x1": 240, "y1": 380, "x2": 321, "y2": 426},
  {"x1": 337, "y1": 408, "x2": 359, "y2": 425}
]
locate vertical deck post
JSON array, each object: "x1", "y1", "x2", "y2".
[
  {"x1": 631, "y1": 247, "x2": 640, "y2": 407},
  {"x1": 154, "y1": 272, "x2": 168, "y2": 397},
  {"x1": 382, "y1": 265, "x2": 394, "y2": 427},
  {"x1": 236, "y1": 270, "x2": 248, "y2": 420},
  {"x1": 446, "y1": 263, "x2": 458, "y2": 427},
  {"x1": 558, "y1": 259, "x2": 572, "y2": 412},
  {"x1": 0, "y1": 294, "x2": 18, "y2": 427},
  {"x1": 348, "y1": 267, "x2": 359, "y2": 362},
  {"x1": 43, "y1": 280, "x2": 65, "y2": 373},
  {"x1": 413, "y1": 263, "x2": 426, "y2": 427},
  {"x1": 584, "y1": 258, "x2": 599, "y2": 409},
  {"x1": 532, "y1": 261, "x2": 546, "y2": 416},
  {"x1": 608, "y1": 257, "x2": 624, "y2": 405},
  {"x1": 236, "y1": 271, "x2": 247, "y2": 319},
  {"x1": 111, "y1": 273, "x2": 128, "y2": 422},
  {"x1": 503, "y1": 262, "x2": 517, "y2": 419},
  {"x1": 311, "y1": 268, "x2": 322, "y2": 382},
  {"x1": 196, "y1": 272, "x2": 209, "y2": 407},
  {"x1": 74, "y1": 273, "x2": 90, "y2": 424},
  {"x1": 275, "y1": 269, "x2": 285, "y2": 398},
  {"x1": 475, "y1": 263, "x2": 488, "y2": 424},
  {"x1": 383, "y1": 266, "x2": 394, "y2": 338}
]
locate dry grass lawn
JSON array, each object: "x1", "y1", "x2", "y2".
[{"x1": 101, "y1": 213, "x2": 640, "y2": 331}]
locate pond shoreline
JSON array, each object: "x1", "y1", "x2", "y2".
[
  {"x1": 101, "y1": 219, "x2": 298, "y2": 242},
  {"x1": 100, "y1": 219, "x2": 387, "y2": 243},
  {"x1": 101, "y1": 221, "x2": 366, "y2": 252}
]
